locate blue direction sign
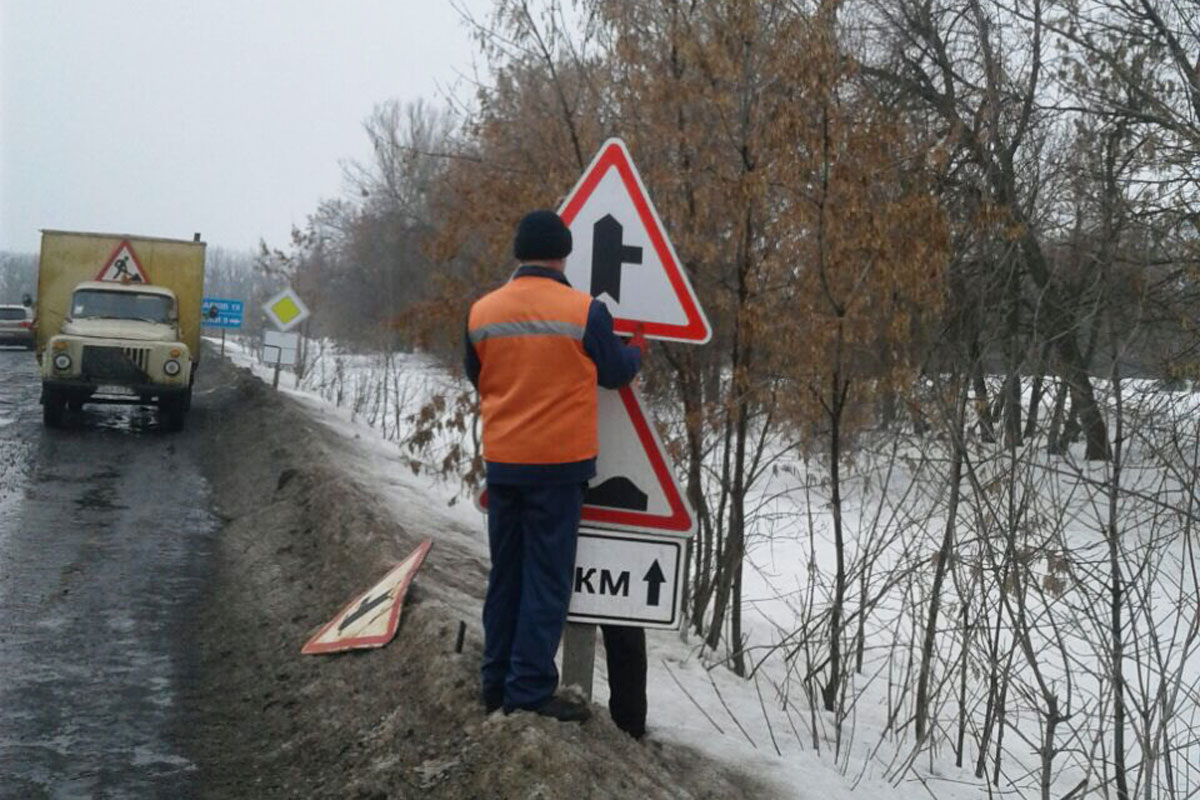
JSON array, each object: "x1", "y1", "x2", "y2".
[{"x1": 201, "y1": 297, "x2": 244, "y2": 329}]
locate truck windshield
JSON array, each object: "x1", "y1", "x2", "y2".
[{"x1": 72, "y1": 290, "x2": 174, "y2": 323}]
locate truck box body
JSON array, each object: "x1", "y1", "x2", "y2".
[{"x1": 37, "y1": 230, "x2": 205, "y2": 357}]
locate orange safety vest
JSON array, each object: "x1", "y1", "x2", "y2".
[{"x1": 468, "y1": 275, "x2": 597, "y2": 465}]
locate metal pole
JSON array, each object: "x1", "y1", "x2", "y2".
[
  {"x1": 220, "y1": 328, "x2": 226, "y2": 357},
  {"x1": 561, "y1": 622, "x2": 596, "y2": 701},
  {"x1": 272, "y1": 359, "x2": 281, "y2": 389},
  {"x1": 679, "y1": 538, "x2": 691, "y2": 644}
]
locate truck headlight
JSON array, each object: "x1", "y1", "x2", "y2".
[
  {"x1": 53, "y1": 353, "x2": 72, "y2": 371},
  {"x1": 163, "y1": 359, "x2": 181, "y2": 376}
]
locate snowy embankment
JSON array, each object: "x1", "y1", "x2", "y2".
[{"x1": 215, "y1": 335, "x2": 1200, "y2": 799}]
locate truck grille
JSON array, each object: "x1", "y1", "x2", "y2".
[{"x1": 81, "y1": 346, "x2": 150, "y2": 382}]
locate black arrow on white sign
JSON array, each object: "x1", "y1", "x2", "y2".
[
  {"x1": 643, "y1": 560, "x2": 666, "y2": 607},
  {"x1": 590, "y1": 214, "x2": 642, "y2": 302},
  {"x1": 337, "y1": 590, "x2": 392, "y2": 632}
]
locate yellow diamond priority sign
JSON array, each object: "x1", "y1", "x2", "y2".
[{"x1": 263, "y1": 287, "x2": 310, "y2": 332}]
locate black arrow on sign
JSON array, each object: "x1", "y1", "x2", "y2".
[
  {"x1": 337, "y1": 590, "x2": 392, "y2": 632},
  {"x1": 643, "y1": 560, "x2": 666, "y2": 607},
  {"x1": 590, "y1": 214, "x2": 642, "y2": 302}
]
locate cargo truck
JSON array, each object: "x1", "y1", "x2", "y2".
[{"x1": 35, "y1": 230, "x2": 205, "y2": 431}]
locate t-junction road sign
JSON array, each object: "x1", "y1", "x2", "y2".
[{"x1": 558, "y1": 138, "x2": 710, "y2": 344}]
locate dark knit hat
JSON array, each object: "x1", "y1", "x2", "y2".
[{"x1": 513, "y1": 210, "x2": 573, "y2": 261}]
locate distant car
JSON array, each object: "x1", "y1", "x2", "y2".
[{"x1": 0, "y1": 304, "x2": 35, "y2": 349}]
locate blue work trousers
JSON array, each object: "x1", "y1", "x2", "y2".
[{"x1": 481, "y1": 481, "x2": 584, "y2": 711}]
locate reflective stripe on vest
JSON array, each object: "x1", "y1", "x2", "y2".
[
  {"x1": 468, "y1": 319, "x2": 585, "y2": 344},
  {"x1": 468, "y1": 277, "x2": 597, "y2": 465}
]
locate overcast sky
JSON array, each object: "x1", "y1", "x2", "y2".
[{"x1": 0, "y1": 0, "x2": 490, "y2": 254}]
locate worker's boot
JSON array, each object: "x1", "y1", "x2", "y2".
[{"x1": 534, "y1": 695, "x2": 591, "y2": 723}]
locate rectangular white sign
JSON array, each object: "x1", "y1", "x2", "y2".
[
  {"x1": 262, "y1": 330, "x2": 299, "y2": 367},
  {"x1": 567, "y1": 529, "x2": 683, "y2": 629}
]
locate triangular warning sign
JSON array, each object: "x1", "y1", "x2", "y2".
[
  {"x1": 478, "y1": 385, "x2": 695, "y2": 538},
  {"x1": 301, "y1": 540, "x2": 432, "y2": 655},
  {"x1": 584, "y1": 384, "x2": 694, "y2": 534},
  {"x1": 95, "y1": 240, "x2": 150, "y2": 283},
  {"x1": 558, "y1": 138, "x2": 710, "y2": 344}
]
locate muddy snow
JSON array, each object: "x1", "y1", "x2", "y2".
[{"x1": 181, "y1": 354, "x2": 772, "y2": 799}]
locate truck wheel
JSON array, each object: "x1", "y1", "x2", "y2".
[
  {"x1": 43, "y1": 394, "x2": 64, "y2": 428},
  {"x1": 182, "y1": 386, "x2": 193, "y2": 412},
  {"x1": 160, "y1": 398, "x2": 186, "y2": 432}
]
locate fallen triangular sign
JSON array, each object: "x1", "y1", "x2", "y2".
[
  {"x1": 301, "y1": 539, "x2": 432, "y2": 655},
  {"x1": 96, "y1": 240, "x2": 150, "y2": 283},
  {"x1": 478, "y1": 386, "x2": 695, "y2": 538},
  {"x1": 558, "y1": 138, "x2": 710, "y2": 344}
]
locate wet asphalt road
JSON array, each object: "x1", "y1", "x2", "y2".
[{"x1": 0, "y1": 347, "x2": 217, "y2": 799}]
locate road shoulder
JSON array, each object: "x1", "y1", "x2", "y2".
[{"x1": 181, "y1": 353, "x2": 770, "y2": 799}]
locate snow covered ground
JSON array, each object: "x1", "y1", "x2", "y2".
[{"x1": 214, "y1": 335, "x2": 1200, "y2": 799}]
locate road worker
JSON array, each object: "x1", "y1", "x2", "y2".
[{"x1": 465, "y1": 209, "x2": 642, "y2": 722}]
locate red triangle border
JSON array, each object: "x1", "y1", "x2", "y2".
[
  {"x1": 558, "y1": 139, "x2": 710, "y2": 344},
  {"x1": 95, "y1": 239, "x2": 151, "y2": 283},
  {"x1": 301, "y1": 539, "x2": 433, "y2": 654},
  {"x1": 477, "y1": 386, "x2": 693, "y2": 535}
]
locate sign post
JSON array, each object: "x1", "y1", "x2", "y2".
[{"x1": 260, "y1": 288, "x2": 309, "y2": 390}]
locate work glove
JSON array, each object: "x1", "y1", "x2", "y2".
[{"x1": 628, "y1": 323, "x2": 648, "y2": 358}]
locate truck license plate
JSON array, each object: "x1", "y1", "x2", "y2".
[{"x1": 96, "y1": 384, "x2": 136, "y2": 396}]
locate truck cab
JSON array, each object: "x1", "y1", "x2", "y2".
[{"x1": 41, "y1": 280, "x2": 194, "y2": 430}]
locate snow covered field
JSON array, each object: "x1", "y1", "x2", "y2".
[{"x1": 217, "y1": 335, "x2": 1200, "y2": 799}]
